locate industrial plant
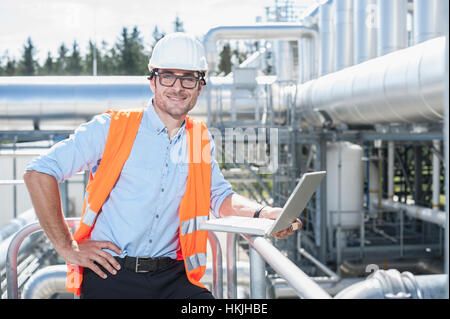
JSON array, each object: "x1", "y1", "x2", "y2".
[{"x1": 0, "y1": 0, "x2": 448, "y2": 299}]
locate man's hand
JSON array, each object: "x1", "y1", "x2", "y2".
[
  {"x1": 259, "y1": 207, "x2": 303, "y2": 239},
  {"x1": 62, "y1": 239, "x2": 122, "y2": 279}
]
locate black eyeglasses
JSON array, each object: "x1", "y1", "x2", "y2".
[{"x1": 153, "y1": 71, "x2": 202, "y2": 89}]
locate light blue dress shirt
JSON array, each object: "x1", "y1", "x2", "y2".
[{"x1": 26, "y1": 104, "x2": 234, "y2": 259}]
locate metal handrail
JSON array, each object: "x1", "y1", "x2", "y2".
[
  {"x1": 6, "y1": 218, "x2": 223, "y2": 299},
  {"x1": 6, "y1": 218, "x2": 80, "y2": 299},
  {"x1": 200, "y1": 218, "x2": 333, "y2": 299},
  {"x1": 241, "y1": 234, "x2": 332, "y2": 299},
  {"x1": 207, "y1": 231, "x2": 223, "y2": 298}
]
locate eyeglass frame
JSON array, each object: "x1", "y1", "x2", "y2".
[{"x1": 148, "y1": 69, "x2": 206, "y2": 89}]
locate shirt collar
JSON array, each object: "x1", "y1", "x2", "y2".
[{"x1": 146, "y1": 99, "x2": 186, "y2": 139}]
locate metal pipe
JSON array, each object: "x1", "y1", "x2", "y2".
[
  {"x1": 374, "y1": 198, "x2": 446, "y2": 228},
  {"x1": 298, "y1": 36, "x2": 316, "y2": 83},
  {"x1": 242, "y1": 234, "x2": 332, "y2": 299},
  {"x1": 203, "y1": 24, "x2": 318, "y2": 75},
  {"x1": 226, "y1": 233, "x2": 238, "y2": 299},
  {"x1": 298, "y1": 247, "x2": 340, "y2": 282},
  {"x1": 388, "y1": 141, "x2": 394, "y2": 201},
  {"x1": 353, "y1": 0, "x2": 377, "y2": 65},
  {"x1": 273, "y1": 40, "x2": 295, "y2": 81},
  {"x1": 248, "y1": 238, "x2": 266, "y2": 299},
  {"x1": 296, "y1": 36, "x2": 446, "y2": 127},
  {"x1": 207, "y1": 231, "x2": 224, "y2": 299},
  {"x1": 318, "y1": 0, "x2": 334, "y2": 76},
  {"x1": 413, "y1": 0, "x2": 447, "y2": 45},
  {"x1": 0, "y1": 208, "x2": 36, "y2": 243},
  {"x1": 377, "y1": 0, "x2": 408, "y2": 56},
  {"x1": 21, "y1": 265, "x2": 68, "y2": 299},
  {"x1": 0, "y1": 75, "x2": 274, "y2": 129},
  {"x1": 0, "y1": 76, "x2": 152, "y2": 121},
  {"x1": 335, "y1": 269, "x2": 447, "y2": 299},
  {"x1": 6, "y1": 218, "x2": 80, "y2": 299},
  {"x1": 334, "y1": 0, "x2": 353, "y2": 71}
]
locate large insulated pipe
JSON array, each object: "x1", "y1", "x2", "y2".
[
  {"x1": 413, "y1": 0, "x2": 447, "y2": 45},
  {"x1": 273, "y1": 40, "x2": 295, "y2": 81},
  {"x1": 377, "y1": 0, "x2": 408, "y2": 56},
  {"x1": 21, "y1": 265, "x2": 68, "y2": 299},
  {"x1": 334, "y1": 0, "x2": 353, "y2": 71},
  {"x1": 0, "y1": 76, "x2": 151, "y2": 120},
  {"x1": 318, "y1": 0, "x2": 334, "y2": 76},
  {"x1": 203, "y1": 24, "x2": 318, "y2": 75},
  {"x1": 298, "y1": 37, "x2": 316, "y2": 83},
  {"x1": 335, "y1": 269, "x2": 447, "y2": 299},
  {"x1": 296, "y1": 36, "x2": 445, "y2": 127},
  {"x1": 353, "y1": 0, "x2": 377, "y2": 64},
  {"x1": 0, "y1": 209, "x2": 36, "y2": 242}
]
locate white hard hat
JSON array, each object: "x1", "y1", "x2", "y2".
[{"x1": 148, "y1": 32, "x2": 208, "y2": 73}]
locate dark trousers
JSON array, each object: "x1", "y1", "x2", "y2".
[{"x1": 80, "y1": 259, "x2": 214, "y2": 299}]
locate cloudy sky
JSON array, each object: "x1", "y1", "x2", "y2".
[{"x1": 0, "y1": 0, "x2": 316, "y2": 63}]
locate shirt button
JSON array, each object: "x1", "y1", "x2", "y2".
[
  {"x1": 156, "y1": 215, "x2": 159, "y2": 218},
  {"x1": 149, "y1": 239, "x2": 152, "y2": 243},
  {"x1": 161, "y1": 188, "x2": 164, "y2": 192}
]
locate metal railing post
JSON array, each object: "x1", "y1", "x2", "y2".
[
  {"x1": 242, "y1": 234, "x2": 332, "y2": 299},
  {"x1": 248, "y1": 236, "x2": 266, "y2": 299},
  {"x1": 207, "y1": 231, "x2": 223, "y2": 299},
  {"x1": 6, "y1": 218, "x2": 79, "y2": 299},
  {"x1": 226, "y1": 233, "x2": 238, "y2": 298}
]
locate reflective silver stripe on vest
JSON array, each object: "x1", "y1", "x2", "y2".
[
  {"x1": 82, "y1": 204, "x2": 97, "y2": 227},
  {"x1": 185, "y1": 253, "x2": 207, "y2": 272},
  {"x1": 181, "y1": 215, "x2": 209, "y2": 236}
]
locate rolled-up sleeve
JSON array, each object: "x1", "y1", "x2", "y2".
[
  {"x1": 208, "y1": 130, "x2": 234, "y2": 218},
  {"x1": 26, "y1": 113, "x2": 111, "y2": 183}
]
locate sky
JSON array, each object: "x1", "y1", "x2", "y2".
[{"x1": 0, "y1": 0, "x2": 316, "y2": 64}]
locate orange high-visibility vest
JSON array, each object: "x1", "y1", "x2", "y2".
[{"x1": 66, "y1": 109, "x2": 211, "y2": 296}]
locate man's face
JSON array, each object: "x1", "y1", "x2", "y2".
[{"x1": 150, "y1": 68, "x2": 204, "y2": 119}]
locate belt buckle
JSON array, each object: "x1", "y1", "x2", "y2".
[{"x1": 135, "y1": 257, "x2": 150, "y2": 273}]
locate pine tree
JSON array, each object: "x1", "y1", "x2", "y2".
[
  {"x1": 218, "y1": 43, "x2": 232, "y2": 75},
  {"x1": 67, "y1": 40, "x2": 82, "y2": 75},
  {"x1": 5, "y1": 57, "x2": 17, "y2": 76},
  {"x1": 83, "y1": 40, "x2": 94, "y2": 75},
  {"x1": 55, "y1": 43, "x2": 69, "y2": 75},
  {"x1": 116, "y1": 26, "x2": 147, "y2": 75},
  {"x1": 151, "y1": 26, "x2": 165, "y2": 55},
  {"x1": 101, "y1": 41, "x2": 118, "y2": 75},
  {"x1": 0, "y1": 52, "x2": 16, "y2": 76},
  {"x1": 173, "y1": 15, "x2": 185, "y2": 32},
  {"x1": 40, "y1": 51, "x2": 55, "y2": 75},
  {"x1": 130, "y1": 26, "x2": 148, "y2": 74},
  {"x1": 17, "y1": 37, "x2": 38, "y2": 75},
  {"x1": 0, "y1": 53, "x2": 5, "y2": 75}
]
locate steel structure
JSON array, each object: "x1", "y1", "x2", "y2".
[{"x1": 0, "y1": 0, "x2": 448, "y2": 299}]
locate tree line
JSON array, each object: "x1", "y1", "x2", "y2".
[
  {"x1": 0, "y1": 19, "x2": 175, "y2": 76},
  {"x1": 0, "y1": 16, "x2": 259, "y2": 77}
]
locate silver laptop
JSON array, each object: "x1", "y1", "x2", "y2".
[{"x1": 200, "y1": 171, "x2": 326, "y2": 236}]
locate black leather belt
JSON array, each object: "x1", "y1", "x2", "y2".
[{"x1": 115, "y1": 256, "x2": 177, "y2": 273}]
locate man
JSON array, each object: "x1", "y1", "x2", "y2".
[{"x1": 23, "y1": 32, "x2": 302, "y2": 299}]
